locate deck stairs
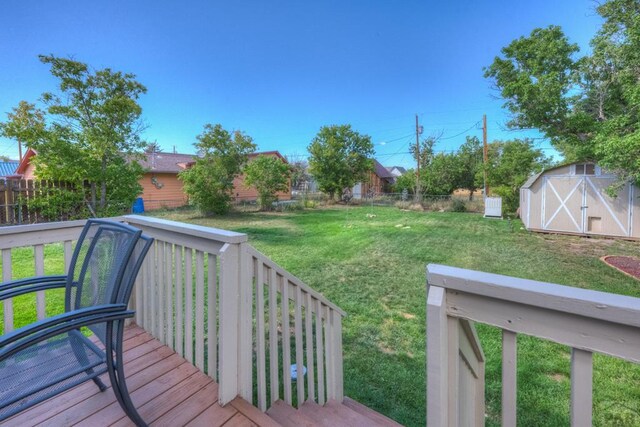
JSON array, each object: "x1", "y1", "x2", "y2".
[{"x1": 266, "y1": 398, "x2": 403, "y2": 427}]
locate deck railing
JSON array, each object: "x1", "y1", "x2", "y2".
[
  {"x1": 0, "y1": 215, "x2": 346, "y2": 413},
  {"x1": 426, "y1": 264, "x2": 640, "y2": 427}
]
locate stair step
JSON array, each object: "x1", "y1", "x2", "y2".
[
  {"x1": 325, "y1": 399, "x2": 388, "y2": 427},
  {"x1": 297, "y1": 401, "x2": 348, "y2": 427},
  {"x1": 266, "y1": 400, "x2": 316, "y2": 427},
  {"x1": 343, "y1": 397, "x2": 404, "y2": 427}
]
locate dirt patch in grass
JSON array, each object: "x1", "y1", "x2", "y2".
[
  {"x1": 602, "y1": 256, "x2": 640, "y2": 280},
  {"x1": 539, "y1": 234, "x2": 617, "y2": 257}
]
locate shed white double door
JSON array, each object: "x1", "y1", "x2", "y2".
[{"x1": 542, "y1": 175, "x2": 633, "y2": 237}]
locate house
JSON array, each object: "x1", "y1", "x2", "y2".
[
  {"x1": 385, "y1": 165, "x2": 406, "y2": 182},
  {"x1": 0, "y1": 160, "x2": 19, "y2": 179},
  {"x1": 520, "y1": 162, "x2": 640, "y2": 238},
  {"x1": 352, "y1": 159, "x2": 395, "y2": 199},
  {"x1": 13, "y1": 148, "x2": 291, "y2": 210}
]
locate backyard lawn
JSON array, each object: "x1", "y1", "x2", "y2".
[{"x1": 2, "y1": 205, "x2": 640, "y2": 426}]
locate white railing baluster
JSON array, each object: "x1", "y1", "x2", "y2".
[
  {"x1": 2, "y1": 248, "x2": 13, "y2": 333},
  {"x1": 315, "y1": 299, "x2": 325, "y2": 405},
  {"x1": 184, "y1": 247, "x2": 193, "y2": 364},
  {"x1": 175, "y1": 245, "x2": 184, "y2": 357},
  {"x1": 325, "y1": 304, "x2": 334, "y2": 400},
  {"x1": 332, "y1": 309, "x2": 344, "y2": 402},
  {"x1": 571, "y1": 348, "x2": 593, "y2": 426},
  {"x1": 502, "y1": 330, "x2": 517, "y2": 427},
  {"x1": 256, "y1": 259, "x2": 267, "y2": 411},
  {"x1": 156, "y1": 241, "x2": 165, "y2": 343},
  {"x1": 294, "y1": 286, "x2": 305, "y2": 406},
  {"x1": 305, "y1": 292, "x2": 316, "y2": 403},
  {"x1": 239, "y1": 244, "x2": 253, "y2": 402},
  {"x1": 282, "y1": 275, "x2": 292, "y2": 405},
  {"x1": 34, "y1": 244, "x2": 45, "y2": 319},
  {"x1": 195, "y1": 250, "x2": 205, "y2": 371},
  {"x1": 165, "y1": 242, "x2": 173, "y2": 349},
  {"x1": 207, "y1": 253, "x2": 217, "y2": 380},
  {"x1": 268, "y1": 267, "x2": 279, "y2": 405}
]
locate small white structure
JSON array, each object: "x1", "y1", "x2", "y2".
[
  {"x1": 520, "y1": 162, "x2": 640, "y2": 238},
  {"x1": 484, "y1": 197, "x2": 503, "y2": 218}
]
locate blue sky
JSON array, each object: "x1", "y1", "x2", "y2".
[{"x1": 1, "y1": 1, "x2": 602, "y2": 168}]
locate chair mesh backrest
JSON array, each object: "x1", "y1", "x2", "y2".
[{"x1": 65, "y1": 220, "x2": 149, "y2": 344}]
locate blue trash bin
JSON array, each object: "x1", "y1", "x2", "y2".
[{"x1": 132, "y1": 197, "x2": 145, "y2": 214}]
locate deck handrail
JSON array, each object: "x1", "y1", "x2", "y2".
[
  {"x1": 0, "y1": 216, "x2": 346, "y2": 415},
  {"x1": 426, "y1": 263, "x2": 640, "y2": 427}
]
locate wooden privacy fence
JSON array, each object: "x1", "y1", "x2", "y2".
[
  {"x1": 0, "y1": 179, "x2": 86, "y2": 225},
  {"x1": 426, "y1": 264, "x2": 640, "y2": 427}
]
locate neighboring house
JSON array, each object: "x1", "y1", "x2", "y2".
[
  {"x1": 520, "y1": 162, "x2": 640, "y2": 238},
  {"x1": 352, "y1": 159, "x2": 395, "y2": 199},
  {"x1": 385, "y1": 165, "x2": 407, "y2": 183},
  {"x1": 0, "y1": 160, "x2": 19, "y2": 180},
  {"x1": 13, "y1": 149, "x2": 292, "y2": 210}
]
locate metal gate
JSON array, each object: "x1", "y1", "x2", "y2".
[{"x1": 542, "y1": 176, "x2": 632, "y2": 237}]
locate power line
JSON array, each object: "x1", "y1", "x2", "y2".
[{"x1": 437, "y1": 122, "x2": 481, "y2": 141}]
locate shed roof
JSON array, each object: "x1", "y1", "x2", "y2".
[
  {"x1": 520, "y1": 162, "x2": 598, "y2": 189},
  {"x1": 0, "y1": 161, "x2": 19, "y2": 177}
]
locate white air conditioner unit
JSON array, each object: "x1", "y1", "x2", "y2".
[{"x1": 484, "y1": 196, "x2": 502, "y2": 218}]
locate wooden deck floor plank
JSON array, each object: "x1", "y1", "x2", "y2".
[
  {"x1": 2, "y1": 340, "x2": 171, "y2": 427},
  {"x1": 39, "y1": 354, "x2": 185, "y2": 427},
  {"x1": 222, "y1": 413, "x2": 259, "y2": 427},
  {"x1": 151, "y1": 382, "x2": 224, "y2": 427},
  {"x1": 76, "y1": 361, "x2": 201, "y2": 426},
  {"x1": 229, "y1": 397, "x2": 282, "y2": 427},
  {"x1": 184, "y1": 401, "x2": 238, "y2": 427},
  {"x1": 109, "y1": 370, "x2": 212, "y2": 427}
]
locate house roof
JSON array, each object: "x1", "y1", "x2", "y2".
[
  {"x1": 373, "y1": 159, "x2": 394, "y2": 179},
  {"x1": 138, "y1": 152, "x2": 196, "y2": 173},
  {"x1": 184, "y1": 151, "x2": 288, "y2": 168},
  {"x1": 0, "y1": 161, "x2": 19, "y2": 177},
  {"x1": 386, "y1": 165, "x2": 407, "y2": 175}
]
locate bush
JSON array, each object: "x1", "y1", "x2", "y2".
[
  {"x1": 450, "y1": 199, "x2": 467, "y2": 212},
  {"x1": 23, "y1": 186, "x2": 89, "y2": 221}
]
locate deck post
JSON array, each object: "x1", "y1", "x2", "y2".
[
  {"x1": 426, "y1": 285, "x2": 448, "y2": 427},
  {"x1": 218, "y1": 242, "x2": 242, "y2": 405}
]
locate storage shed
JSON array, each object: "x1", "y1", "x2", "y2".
[{"x1": 520, "y1": 162, "x2": 640, "y2": 238}]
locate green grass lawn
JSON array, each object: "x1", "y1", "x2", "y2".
[{"x1": 2, "y1": 206, "x2": 640, "y2": 425}]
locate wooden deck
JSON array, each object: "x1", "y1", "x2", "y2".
[{"x1": 4, "y1": 325, "x2": 280, "y2": 427}]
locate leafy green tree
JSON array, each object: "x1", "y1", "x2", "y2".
[
  {"x1": 484, "y1": 0, "x2": 640, "y2": 187},
  {"x1": 0, "y1": 101, "x2": 47, "y2": 154},
  {"x1": 244, "y1": 155, "x2": 291, "y2": 210},
  {"x1": 180, "y1": 124, "x2": 256, "y2": 215},
  {"x1": 393, "y1": 169, "x2": 416, "y2": 195},
  {"x1": 421, "y1": 153, "x2": 463, "y2": 196},
  {"x1": 307, "y1": 125, "x2": 374, "y2": 200},
  {"x1": 1, "y1": 55, "x2": 148, "y2": 215},
  {"x1": 456, "y1": 136, "x2": 483, "y2": 199},
  {"x1": 485, "y1": 139, "x2": 551, "y2": 212}
]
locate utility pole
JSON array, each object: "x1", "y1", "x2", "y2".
[
  {"x1": 482, "y1": 114, "x2": 488, "y2": 197},
  {"x1": 415, "y1": 114, "x2": 423, "y2": 202},
  {"x1": 18, "y1": 140, "x2": 23, "y2": 162}
]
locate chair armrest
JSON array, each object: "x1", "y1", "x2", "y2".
[
  {"x1": 0, "y1": 275, "x2": 68, "y2": 302},
  {"x1": 0, "y1": 304, "x2": 134, "y2": 363}
]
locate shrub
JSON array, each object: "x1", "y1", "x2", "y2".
[{"x1": 450, "y1": 199, "x2": 467, "y2": 212}]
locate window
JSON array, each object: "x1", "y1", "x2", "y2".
[{"x1": 575, "y1": 163, "x2": 595, "y2": 175}]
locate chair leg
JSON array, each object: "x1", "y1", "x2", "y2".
[
  {"x1": 93, "y1": 376, "x2": 108, "y2": 392},
  {"x1": 106, "y1": 321, "x2": 147, "y2": 427}
]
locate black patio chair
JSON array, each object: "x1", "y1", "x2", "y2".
[{"x1": 0, "y1": 219, "x2": 154, "y2": 426}]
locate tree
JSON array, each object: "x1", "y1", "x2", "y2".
[
  {"x1": 244, "y1": 155, "x2": 291, "y2": 210},
  {"x1": 484, "y1": 0, "x2": 640, "y2": 187},
  {"x1": 180, "y1": 123, "x2": 256, "y2": 215},
  {"x1": 1, "y1": 55, "x2": 148, "y2": 215},
  {"x1": 421, "y1": 153, "x2": 462, "y2": 196},
  {"x1": 485, "y1": 139, "x2": 551, "y2": 212},
  {"x1": 145, "y1": 141, "x2": 162, "y2": 153},
  {"x1": 307, "y1": 125, "x2": 374, "y2": 200},
  {"x1": 0, "y1": 101, "x2": 47, "y2": 160},
  {"x1": 456, "y1": 136, "x2": 483, "y2": 199}
]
